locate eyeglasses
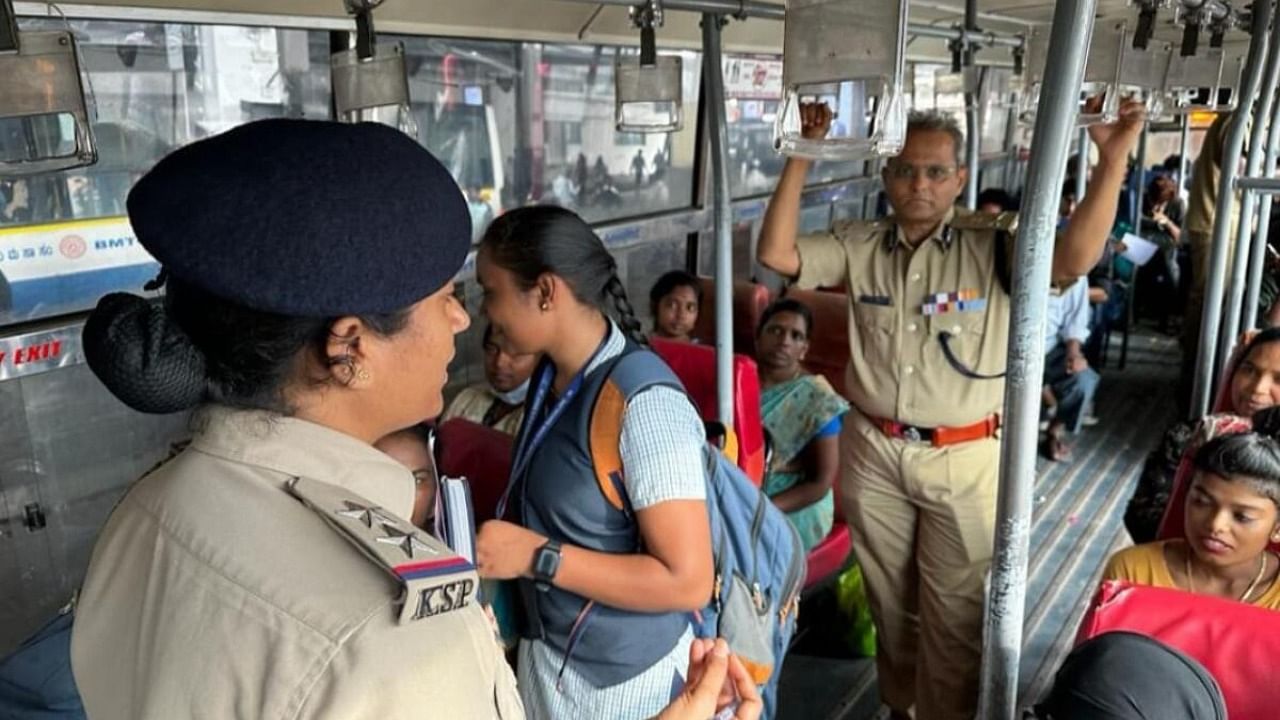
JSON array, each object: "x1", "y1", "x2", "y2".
[{"x1": 885, "y1": 161, "x2": 958, "y2": 183}]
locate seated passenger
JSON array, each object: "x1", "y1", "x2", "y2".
[
  {"x1": 1126, "y1": 328, "x2": 1280, "y2": 542},
  {"x1": 756, "y1": 299, "x2": 849, "y2": 551},
  {"x1": 1030, "y1": 632, "x2": 1226, "y2": 720},
  {"x1": 976, "y1": 187, "x2": 1014, "y2": 216},
  {"x1": 374, "y1": 427, "x2": 438, "y2": 532},
  {"x1": 1104, "y1": 407, "x2": 1280, "y2": 609},
  {"x1": 1042, "y1": 276, "x2": 1101, "y2": 461},
  {"x1": 650, "y1": 270, "x2": 702, "y2": 343},
  {"x1": 441, "y1": 324, "x2": 537, "y2": 435}
]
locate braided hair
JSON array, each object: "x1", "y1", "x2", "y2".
[{"x1": 480, "y1": 205, "x2": 647, "y2": 346}]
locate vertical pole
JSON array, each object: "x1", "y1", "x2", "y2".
[
  {"x1": 1132, "y1": 127, "x2": 1148, "y2": 234},
  {"x1": 702, "y1": 14, "x2": 734, "y2": 425},
  {"x1": 964, "y1": 0, "x2": 981, "y2": 209},
  {"x1": 1191, "y1": 0, "x2": 1275, "y2": 418},
  {"x1": 1122, "y1": 125, "x2": 1150, "y2": 370},
  {"x1": 1075, "y1": 128, "x2": 1089, "y2": 202},
  {"x1": 977, "y1": 0, "x2": 1096, "y2": 717},
  {"x1": 1178, "y1": 113, "x2": 1192, "y2": 203},
  {"x1": 1003, "y1": 98, "x2": 1019, "y2": 194},
  {"x1": 1244, "y1": 87, "x2": 1280, "y2": 332},
  {"x1": 967, "y1": 99, "x2": 982, "y2": 208},
  {"x1": 1223, "y1": 16, "x2": 1280, "y2": 356}
]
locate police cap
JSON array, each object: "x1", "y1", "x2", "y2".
[{"x1": 126, "y1": 118, "x2": 471, "y2": 316}]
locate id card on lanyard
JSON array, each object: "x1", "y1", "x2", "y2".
[{"x1": 495, "y1": 329, "x2": 612, "y2": 520}]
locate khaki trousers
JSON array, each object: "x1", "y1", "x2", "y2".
[{"x1": 839, "y1": 411, "x2": 1000, "y2": 720}]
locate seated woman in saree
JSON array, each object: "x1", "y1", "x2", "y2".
[{"x1": 756, "y1": 298, "x2": 848, "y2": 551}]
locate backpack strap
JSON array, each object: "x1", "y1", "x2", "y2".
[{"x1": 588, "y1": 349, "x2": 685, "y2": 514}]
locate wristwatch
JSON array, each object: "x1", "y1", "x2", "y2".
[{"x1": 533, "y1": 539, "x2": 562, "y2": 592}]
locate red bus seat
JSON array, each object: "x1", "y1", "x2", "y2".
[
  {"x1": 690, "y1": 277, "x2": 771, "y2": 356},
  {"x1": 1078, "y1": 580, "x2": 1280, "y2": 720},
  {"x1": 780, "y1": 287, "x2": 850, "y2": 398},
  {"x1": 804, "y1": 497, "x2": 852, "y2": 591},
  {"x1": 435, "y1": 418, "x2": 513, "y2": 524},
  {"x1": 651, "y1": 337, "x2": 766, "y2": 486}
]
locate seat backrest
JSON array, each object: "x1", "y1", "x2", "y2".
[
  {"x1": 651, "y1": 337, "x2": 766, "y2": 486},
  {"x1": 780, "y1": 287, "x2": 851, "y2": 398},
  {"x1": 690, "y1": 277, "x2": 771, "y2": 356},
  {"x1": 434, "y1": 418, "x2": 514, "y2": 524},
  {"x1": 1077, "y1": 580, "x2": 1280, "y2": 720}
]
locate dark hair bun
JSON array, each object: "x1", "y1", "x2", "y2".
[
  {"x1": 1251, "y1": 406, "x2": 1280, "y2": 440},
  {"x1": 82, "y1": 293, "x2": 207, "y2": 414}
]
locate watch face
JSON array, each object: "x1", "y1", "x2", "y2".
[{"x1": 536, "y1": 544, "x2": 560, "y2": 580}]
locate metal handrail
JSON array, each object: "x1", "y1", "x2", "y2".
[
  {"x1": 1191, "y1": 0, "x2": 1275, "y2": 418},
  {"x1": 977, "y1": 0, "x2": 1096, "y2": 717}
]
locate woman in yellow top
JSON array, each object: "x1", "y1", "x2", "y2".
[{"x1": 1105, "y1": 407, "x2": 1280, "y2": 609}]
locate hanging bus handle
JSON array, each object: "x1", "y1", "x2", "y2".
[
  {"x1": 1, "y1": 0, "x2": 17, "y2": 54},
  {"x1": 332, "y1": 0, "x2": 417, "y2": 137},
  {"x1": 1133, "y1": 1, "x2": 1159, "y2": 50},
  {"x1": 0, "y1": 0, "x2": 99, "y2": 176},
  {"x1": 630, "y1": 0, "x2": 663, "y2": 67},
  {"x1": 615, "y1": 0, "x2": 683, "y2": 134}
]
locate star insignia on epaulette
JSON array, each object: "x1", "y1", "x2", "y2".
[
  {"x1": 375, "y1": 523, "x2": 438, "y2": 559},
  {"x1": 336, "y1": 501, "x2": 396, "y2": 529}
]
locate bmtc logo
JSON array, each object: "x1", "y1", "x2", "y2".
[{"x1": 59, "y1": 235, "x2": 87, "y2": 260}]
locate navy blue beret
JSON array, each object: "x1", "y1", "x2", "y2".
[{"x1": 126, "y1": 119, "x2": 471, "y2": 317}]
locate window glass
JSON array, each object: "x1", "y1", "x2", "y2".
[
  {"x1": 398, "y1": 38, "x2": 702, "y2": 227},
  {"x1": 723, "y1": 54, "x2": 863, "y2": 199},
  {"x1": 3, "y1": 24, "x2": 707, "y2": 327}
]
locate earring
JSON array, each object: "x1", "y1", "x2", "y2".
[
  {"x1": 540, "y1": 302, "x2": 550, "y2": 312},
  {"x1": 357, "y1": 368, "x2": 371, "y2": 382}
]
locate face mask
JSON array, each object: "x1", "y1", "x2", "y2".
[{"x1": 493, "y1": 378, "x2": 530, "y2": 405}]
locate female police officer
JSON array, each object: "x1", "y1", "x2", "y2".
[{"x1": 70, "y1": 120, "x2": 758, "y2": 720}]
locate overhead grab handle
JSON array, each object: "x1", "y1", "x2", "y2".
[
  {"x1": 773, "y1": 0, "x2": 909, "y2": 161},
  {"x1": 1021, "y1": 18, "x2": 1171, "y2": 127},
  {"x1": 0, "y1": 0, "x2": 98, "y2": 176},
  {"x1": 331, "y1": 0, "x2": 418, "y2": 137},
  {"x1": 1165, "y1": 3, "x2": 1245, "y2": 113},
  {"x1": 615, "y1": 0, "x2": 684, "y2": 134}
]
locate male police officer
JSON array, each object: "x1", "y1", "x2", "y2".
[{"x1": 757, "y1": 102, "x2": 1145, "y2": 720}]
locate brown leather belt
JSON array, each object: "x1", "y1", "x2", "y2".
[{"x1": 870, "y1": 414, "x2": 1000, "y2": 447}]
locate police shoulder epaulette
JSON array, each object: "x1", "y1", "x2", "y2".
[
  {"x1": 286, "y1": 476, "x2": 477, "y2": 625},
  {"x1": 832, "y1": 218, "x2": 893, "y2": 244},
  {"x1": 950, "y1": 210, "x2": 1019, "y2": 233}
]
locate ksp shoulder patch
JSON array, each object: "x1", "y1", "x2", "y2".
[{"x1": 287, "y1": 476, "x2": 477, "y2": 625}]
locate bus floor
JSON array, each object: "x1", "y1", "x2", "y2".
[{"x1": 775, "y1": 328, "x2": 1180, "y2": 720}]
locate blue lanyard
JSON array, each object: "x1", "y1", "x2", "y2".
[{"x1": 495, "y1": 329, "x2": 611, "y2": 519}]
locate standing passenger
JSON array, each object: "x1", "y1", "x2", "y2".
[
  {"x1": 1182, "y1": 113, "x2": 1242, "y2": 412},
  {"x1": 473, "y1": 206, "x2": 714, "y2": 720},
  {"x1": 71, "y1": 120, "x2": 522, "y2": 719},
  {"x1": 755, "y1": 101, "x2": 1145, "y2": 720}
]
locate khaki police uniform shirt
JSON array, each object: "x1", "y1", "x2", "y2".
[
  {"x1": 1186, "y1": 112, "x2": 1241, "y2": 237},
  {"x1": 794, "y1": 207, "x2": 1013, "y2": 428},
  {"x1": 70, "y1": 405, "x2": 523, "y2": 720}
]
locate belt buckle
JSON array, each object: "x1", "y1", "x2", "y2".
[{"x1": 903, "y1": 426, "x2": 922, "y2": 443}]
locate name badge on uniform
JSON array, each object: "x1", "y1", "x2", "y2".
[
  {"x1": 921, "y1": 289, "x2": 986, "y2": 316},
  {"x1": 287, "y1": 476, "x2": 479, "y2": 625},
  {"x1": 857, "y1": 294, "x2": 892, "y2": 307}
]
